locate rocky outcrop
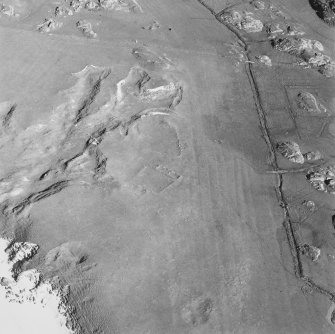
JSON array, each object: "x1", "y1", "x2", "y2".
[
  {"x1": 306, "y1": 165, "x2": 335, "y2": 193},
  {"x1": 276, "y1": 141, "x2": 304, "y2": 164},
  {"x1": 296, "y1": 91, "x2": 327, "y2": 114},
  {"x1": 272, "y1": 37, "x2": 335, "y2": 77},
  {"x1": 99, "y1": 0, "x2": 142, "y2": 11},
  {"x1": 37, "y1": 18, "x2": 63, "y2": 33},
  {"x1": 301, "y1": 51, "x2": 335, "y2": 77},
  {"x1": 142, "y1": 20, "x2": 160, "y2": 30},
  {"x1": 76, "y1": 20, "x2": 97, "y2": 38},
  {"x1": 85, "y1": 1, "x2": 100, "y2": 10},
  {"x1": 0, "y1": 3, "x2": 16, "y2": 17},
  {"x1": 276, "y1": 141, "x2": 322, "y2": 165},
  {"x1": 222, "y1": 11, "x2": 263, "y2": 33},
  {"x1": 36, "y1": 0, "x2": 142, "y2": 36},
  {"x1": 65, "y1": 0, "x2": 142, "y2": 13},
  {"x1": 272, "y1": 37, "x2": 324, "y2": 54},
  {"x1": 115, "y1": 66, "x2": 183, "y2": 117},
  {"x1": 252, "y1": 0, "x2": 266, "y2": 10},
  {"x1": 265, "y1": 22, "x2": 305, "y2": 37},
  {"x1": 303, "y1": 150, "x2": 322, "y2": 161},
  {"x1": 0, "y1": 238, "x2": 38, "y2": 280},
  {"x1": 309, "y1": 0, "x2": 335, "y2": 25},
  {"x1": 55, "y1": 6, "x2": 74, "y2": 17}
]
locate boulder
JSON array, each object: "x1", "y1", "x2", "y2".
[
  {"x1": 301, "y1": 244, "x2": 321, "y2": 261},
  {"x1": 256, "y1": 55, "x2": 272, "y2": 66}
]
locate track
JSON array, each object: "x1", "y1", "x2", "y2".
[{"x1": 196, "y1": 0, "x2": 335, "y2": 304}]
